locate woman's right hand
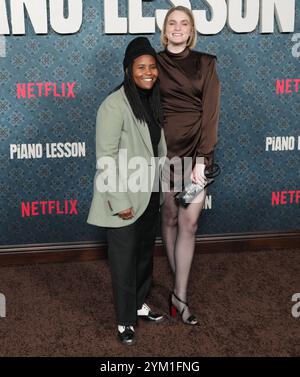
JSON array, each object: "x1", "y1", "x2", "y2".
[
  {"x1": 117, "y1": 207, "x2": 134, "y2": 220},
  {"x1": 191, "y1": 163, "x2": 207, "y2": 186}
]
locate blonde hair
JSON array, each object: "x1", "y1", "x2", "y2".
[{"x1": 160, "y1": 6, "x2": 197, "y2": 49}]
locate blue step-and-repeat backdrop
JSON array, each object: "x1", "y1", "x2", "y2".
[{"x1": 0, "y1": 0, "x2": 299, "y2": 247}]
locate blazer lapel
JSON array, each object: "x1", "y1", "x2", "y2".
[
  {"x1": 120, "y1": 86, "x2": 154, "y2": 155},
  {"x1": 158, "y1": 129, "x2": 167, "y2": 158}
]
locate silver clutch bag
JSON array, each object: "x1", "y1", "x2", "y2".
[
  {"x1": 174, "y1": 178, "x2": 214, "y2": 207},
  {"x1": 174, "y1": 163, "x2": 220, "y2": 207}
]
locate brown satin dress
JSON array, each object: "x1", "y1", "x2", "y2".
[{"x1": 157, "y1": 47, "x2": 221, "y2": 172}]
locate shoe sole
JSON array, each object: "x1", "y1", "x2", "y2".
[
  {"x1": 138, "y1": 316, "x2": 164, "y2": 323},
  {"x1": 118, "y1": 338, "x2": 136, "y2": 346}
]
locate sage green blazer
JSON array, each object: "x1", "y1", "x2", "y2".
[{"x1": 87, "y1": 86, "x2": 167, "y2": 228}]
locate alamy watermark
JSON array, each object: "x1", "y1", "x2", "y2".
[
  {"x1": 291, "y1": 293, "x2": 300, "y2": 318},
  {"x1": 291, "y1": 33, "x2": 300, "y2": 58},
  {"x1": 0, "y1": 35, "x2": 6, "y2": 57},
  {"x1": 96, "y1": 149, "x2": 205, "y2": 198},
  {"x1": 0, "y1": 293, "x2": 6, "y2": 318}
]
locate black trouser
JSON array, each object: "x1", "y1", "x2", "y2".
[{"x1": 106, "y1": 192, "x2": 160, "y2": 326}]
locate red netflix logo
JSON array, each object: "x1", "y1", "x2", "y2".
[
  {"x1": 276, "y1": 79, "x2": 300, "y2": 94},
  {"x1": 21, "y1": 200, "x2": 78, "y2": 217},
  {"x1": 17, "y1": 82, "x2": 76, "y2": 99},
  {"x1": 272, "y1": 191, "x2": 300, "y2": 206}
]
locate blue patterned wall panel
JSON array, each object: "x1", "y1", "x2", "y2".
[{"x1": 0, "y1": 1, "x2": 299, "y2": 246}]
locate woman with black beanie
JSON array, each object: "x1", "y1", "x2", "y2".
[{"x1": 88, "y1": 37, "x2": 167, "y2": 345}]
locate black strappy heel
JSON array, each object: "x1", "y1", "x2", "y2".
[{"x1": 169, "y1": 292, "x2": 199, "y2": 325}]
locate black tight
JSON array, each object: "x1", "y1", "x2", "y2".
[{"x1": 161, "y1": 189, "x2": 206, "y2": 303}]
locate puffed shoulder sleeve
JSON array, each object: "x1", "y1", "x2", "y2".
[{"x1": 197, "y1": 56, "x2": 221, "y2": 170}]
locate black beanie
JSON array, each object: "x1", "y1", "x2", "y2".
[{"x1": 123, "y1": 37, "x2": 157, "y2": 70}]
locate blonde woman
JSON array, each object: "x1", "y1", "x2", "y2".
[{"x1": 157, "y1": 6, "x2": 221, "y2": 325}]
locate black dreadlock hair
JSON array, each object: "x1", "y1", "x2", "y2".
[{"x1": 112, "y1": 62, "x2": 163, "y2": 127}]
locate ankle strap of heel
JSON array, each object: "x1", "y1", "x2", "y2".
[{"x1": 172, "y1": 292, "x2": 188, "y2": 306}]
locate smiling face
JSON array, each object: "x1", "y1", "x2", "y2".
[
  {"x1": 132, "y1": 55, "x2": 158, "y2": 90},
  {"x1": 164, "y1": 10, "x2": 193, "y2": 49}
]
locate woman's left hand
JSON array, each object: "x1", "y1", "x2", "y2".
[{"x1": 191, "y1": 163, "x2": 207, "y2": 186}]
